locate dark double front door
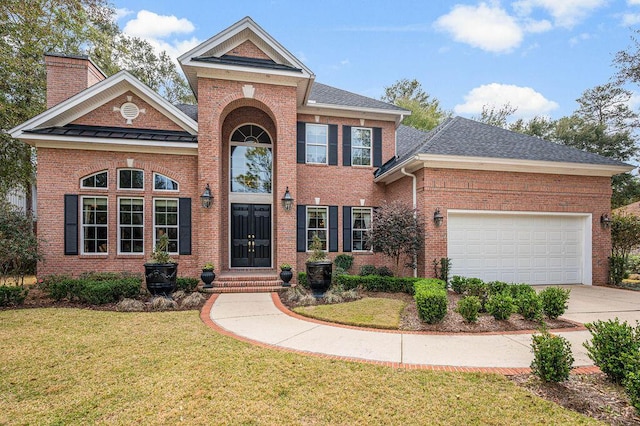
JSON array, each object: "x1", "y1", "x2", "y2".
[{"x1": 231, "y1": 203, "x2": 271, "y2": 268}]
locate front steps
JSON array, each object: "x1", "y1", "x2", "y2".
[{"x1": 200, "y1": 269, "x2": 289, "y2": 293}]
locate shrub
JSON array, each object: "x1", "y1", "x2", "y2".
[
  {"x1": 150, "y1": 296, "x2": 177, "y2": 311},
  {"x1": 176, "y1": 277, "x2": 199, "y2": 292},
  {"x1": 516, "y1": 291, "x2": 542, "y2": 321},
  {"x1": 0, "y1": 285, "x2": 29, "y2": 306},
  {"x1": 334, "y1": 254, "x2": 354, "y2": 272},
  {"x1": 530, "y1": 328, "x2": 574, "y2": 382},
  {"x1": 375, "y1": 266, "x2": 394, "y2": 277},
  {"x1": 433, "y1": 257, "x2": 452, "y2": 285},
  {"x1": 335, "y1": 274, "x2": 420, "y2": 294},
  {"x1": 414, "y1": 279, "x2": 447, "y2": 324},
  {"x1": 539, "y1": 287, "x2": 570, "y2": 319},
  {"x1": 624, "y1": 371, "x2": 640, "y2": 414},
  {"x1": 38, "y1": 274, "x2": 71, "y2": 291},
  {"x1": 628, "y1": 255, "x2": 640, "y2": 275},
  {"x1": 609, "y1": 256, "x2": 627, "y2": 286},
  {"x1": 486, "y1": 293, "x2": 514, "y2": 320},
  {"x1": 44, "y1": 276, "x2": 141, "y2": 305},
  {"x1": 297, "y1": 272, "x2": 308, "y2": 288},
  {"x1": 180, "y1": 292, "x2": 206, "y2": 309},
  {"x1": 486, "y1": 281, "x2": 508, "y2": 296},
  {"x1": 508, "y1": 283, "x2": 535, "y2": 300},
  {"x1": 466, "y1": 278, "x2": 488, "y2": 310},
  {"x1": 456, "y1": 296, "x2": 481, "y2": 323},
  {"x1": 116, "y1": 298, "x2": 146, "y2": 312},
  {"x1": 583, "y1": 318, "x2": 640, "y2": 384},
  {"x1": 359, "y1": 265, "x2": 377, "y2": 276},
  {"x1": 450, "y1": 276, "x2": 468, "y2": 294}
]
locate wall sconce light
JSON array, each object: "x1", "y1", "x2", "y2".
[
  {"x1": 600, "y1": 213, "x2": 611, "y2": 228},
  {"x1": 433, "y1": 208, "x2": 444, "y2": 227},
  {"x1": 281, "y1": 186, "x2": 294, "y2": 211},
  {"x1": 200, "y1": 184, "x2": 213, "y2": 209}
]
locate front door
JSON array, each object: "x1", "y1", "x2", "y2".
[{"x1": 231, "y1": 203, "x2": 271, "y2": 267}]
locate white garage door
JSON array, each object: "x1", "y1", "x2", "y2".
[{"x1": 447, "y1": 212, "x2": 589, "y2": 285}]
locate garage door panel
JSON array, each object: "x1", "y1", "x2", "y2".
[{"x1": 448, "y1": 213, "x2": 585, "y2": 285}]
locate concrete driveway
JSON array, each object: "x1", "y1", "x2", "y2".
[{"x1": 556, "y1": 285, "x2": 640, "y2": 324}]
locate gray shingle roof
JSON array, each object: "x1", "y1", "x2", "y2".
[
  {"x1": 377, "y1": 117, "x2": 629, "y2": 177},
  {"x1": 175, "y1": 104, "x2": 198, "y2": 121},
  {"x1": 309, "y1": 82, "x2": 408, "y2": 112}
]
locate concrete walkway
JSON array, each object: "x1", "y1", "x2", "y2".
[{"x1": 202, "y1": 285, "x2": 640, "y2": 372}]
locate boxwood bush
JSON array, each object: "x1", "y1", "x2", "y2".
[
  {"x1": 456, "y1": 295, "x2": 481, "y2": 323},
  {"x1": 583, "y1": 318, "x2": 640, "y2": 384},
  {"x1": 539, "y1": 287, "x2": 571, "y2": 319},
  {"x1": 335, "y1": 275, "x2": 421, "y2": 294},
  {"x1": 450, "y1": 275, "x2": 468, "y2": 294},
  {"x1": 44, "y1": 275, "x2": 141, "y2": 305},
  {"x1": 0, "y1": 285, "x2": 29, "y2": 306},
  {"x1": 486, "y1": 292, "x2": 514, "y2": 320},
  {"x1": 414, "y1": 278, "x2": 447, "y2": 324},
  {"x1": 530, "y1": 329, "x2": 574, "y2": 382},
  {"x1": 176, "y1": 277, "x2": 199, "y2": 292},
  {"x1": 516, "y1": 291, "x2": 542, "y2": 321}
]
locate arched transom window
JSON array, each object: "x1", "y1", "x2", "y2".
[{"x1": 230, "y1": 124, "x2": 272, "y2": 194}]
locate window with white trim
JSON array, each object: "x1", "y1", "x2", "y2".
[
  {"x1": 118, "y1": 169, "x2": 144, "y2": 190},
  {"x1": 81, "y1": 171, "x2": 107, "y2": 189},
  {"x1": 352, "y1": 207, "x2": 372, "y2": 251},
  {"x1": 81, "y1": 196, "x2": 108, "y2": 254},
  {"x1": 305, "y1": 124, "x2": 328, "y2": 164},
  {"x1": 153, "y1": 173, "x2": 179, "y2": 191},
  {"x1": 351, "y1": 127, "x2": 372, "y2": 166},
  {"x1": 154, "y1": 199, "x2": 178, "y2": 253},
  {"x1": 118, "y1": 198, "x2": 144, "y2": 254},
  {"x1": 306, "y1": 206, "x2": 328, "y2": 251}
]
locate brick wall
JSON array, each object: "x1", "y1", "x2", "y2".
[
  {"x1": 228, "y1": 40, "x2": 271, "y2": 60},
  {"x1": 45, "y1": 54, "x2": 105, "y2": 109}
]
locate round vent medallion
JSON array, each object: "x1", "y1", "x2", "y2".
[{"x1": 120, "y1": 102, "x2": 140, "y2": 121}]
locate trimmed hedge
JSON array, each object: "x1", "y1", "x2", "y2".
[
  {"x1": 584, "y1": 319, "x2": 640, "y2": 384},
  {"x1": 539, "y1": 287, "x2": 571, "y2": 319},
  {"x1": 414, "y1": 278, "x2": 447, "y2": 324},
  {"x1": 335, "y1": 275, "x2": 421, "y2": 294},
  {"x1": 45, "y1": 276, "x2": 142, "y2": 305},
  {"x1": 0, "y1": 285, "x2": 29, "y2": 306},
  {"x1": 530, "y1": 329, "x2": 574, "y2": 382},
  {"x1": 456, "y1": 295, "x2": 481, "y2": 323},
  {"x1": 176, "y1": 277, "x2": 199, "y2": 292}
]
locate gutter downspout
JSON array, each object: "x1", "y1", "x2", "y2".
[{"x1": 400, "y1": 167, "x2": 418, "y2": 278}]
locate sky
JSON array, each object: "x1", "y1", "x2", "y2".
[{"x1": 112, "y1": 0, "x2": 640, "y2": 121}]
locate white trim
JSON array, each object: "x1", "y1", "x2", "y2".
[
  {"x1": 298, "y1": 103, "x2": 408, "y2": 123},
  {"x1": 117, "y1": 196, "x2": 145, "y2": 255},
  {"x1": 306, "y1": 205, "x2": 329, "y2": 252},
  {"x1": 152, "y1": 172, "x2": 179, "y2": 192},
  {"x1": 351, "y1": 207, "x2": 373, "y2": 253},
  {"x1": 447, "y1": 209, "x2": 592, "y2": 286},
  {"x1": 80, "y1": 170, "x2": 108, "y2": 190},
  {"x1": 117, "y1": 168, "x2": 144, "y2": 191},
  {"x1": 229, "y1": 123, "x2": 274, "y2": 195},
  {"x1": 305, "y1": 123, "x2": 329, "y2": 165},
  {"x1": 21, "y1": 135, "x2": 198, "y2": 155},
  {"x1": 80, "y1": 195, "x2": 108, "y2": 255},
  {"x1": 153, "y1": 198, "x2": 180, "y2": 255},
  {"x1": 351, "y1": 127, "x2": 372, "y2": 167}
]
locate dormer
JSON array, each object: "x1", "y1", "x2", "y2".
[{"x1": 178, "y1": 16, "x2": 315, "y2": 106}]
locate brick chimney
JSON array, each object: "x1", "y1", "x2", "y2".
[{"x1": 44, "y1": 53, "x2": 107, "y2": 109}]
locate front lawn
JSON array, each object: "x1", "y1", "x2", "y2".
[
  {"x1": 294, "y1": 297, "x2": 405, "y2": 329},
  {"x1": 0, "y1": 308, "x2": 597, "y2": 425}
]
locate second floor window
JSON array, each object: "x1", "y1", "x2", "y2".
[
  {"x1": 306, "y1": 124, "x2": 328, "y2": 164},
  {"x1": 351, "y1": 127, "x2": 372, "y2": 166}
]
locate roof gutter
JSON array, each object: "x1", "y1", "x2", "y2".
[{"x1": 400, "y1": 167, "x2": 418, "y2": 278}]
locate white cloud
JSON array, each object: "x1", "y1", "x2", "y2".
[
  {"x1": 434, "y1": 3, "x2": 523, "y2": 53},
  {"x1": 123, "y1": 10, "x2": 195, "y2": 39},
  {"x1": 513, "y1": 0, "x2": 606, "y2": 28},
  {"x1": 522, "y1": 18, "x2": 553, "y2": 33},
  {"x1": 454, "y1": 83, "x2": 559, "y2": 120},
  {"x1": 569, "y1": 32, "x2": 591, "y2": 46},
  {"x1": 622, "y1": 13, "x2": 640, "y2": 26},
  {"x1": 628, "y1": 0, "x2": 640, "y2": 5},
  {"x1": 114, "y1": 8, "x2": 133, "y2": 21}
]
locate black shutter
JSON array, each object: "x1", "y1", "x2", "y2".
[
  {"x1": 297, "y1": 205, "x2": 306, "y2": 252},
  {"x1": 297, "y1": 122, "x2": 306, "y2": 164},
  {"x1": 342, "y1": 125, "x2": 351, "y2": 166},
  {"x1": 179, "y1": 198, "x2": 192, "y2": 255},
  {"x1": 328, "y1": 124, "x2": 338, "y2": 165},
  {"x1": 343, "y1": 206, "x2": 352, "y2": 252},
  {"x1": 64, "y1": 194, "x2": 78, "y2": 255},
  {"x1": 329, "y1": 205, "x2": 338, "y2": 252},
  {"x1": 373, "y1": 127, "x2": 383, "y2": 167}
]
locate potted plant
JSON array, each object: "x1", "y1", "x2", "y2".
[
  {"x1": 201, "y1": 262, "x2": 215, "y2": 289},
  {"x1": 144, "y1": 234, "x2": 178, "y2": 295},
  {"x1": 279, "y1": 263, "x2": 293, "y2": 287},
  {"x1": 305, "y1": 234, "x2": 332, "y2": 297}
]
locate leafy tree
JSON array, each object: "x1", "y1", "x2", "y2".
[
  {"x1": 508, "y1": 116, "x2": 555, "y2": 139},
  {"x1": 575, "y1": 83, "x2": 638, "y2": 132},
  {"x1": 381, "y1": 79, "x2": 449, "y2": 131},
  {"x1": 366, "y1": 201, "x2": 425, "y2": 275},
  {"x1": 0, "y1": 200, "x2": 44, "y2": 284},
  {"x1": 554, "y1": 116, "x2": 637, "y2": 161},
  {"x1": 474, "y1": 103, "x2": 517, "y2": 128},
  {"x1": 611, "y1": 212, "x2": 640, "y2": 260},
  {"x1": 612, "y1": 174, "x2": 640, "y2": 209}
]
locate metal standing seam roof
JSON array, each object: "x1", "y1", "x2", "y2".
[
  {"x1": 192, "y1": 54, "x2": 303, "y2": 72},
  {"x1": 376, "y1": 116, "x2": 631, "y2": 178},
  {"x1": 25, "y1": 124, "x2": 198, "y2": 143}
]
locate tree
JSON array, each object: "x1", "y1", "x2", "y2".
[
  {"x1": 381, "y1": 79, "x2": 449, "y2": 131},
  {"x1": 0, "y1": 200, "x2": 44, "y2": 285},
  {"x1": 609, "y1": 212, "x2": 640, "y2": 285},
  {"x1": 366, "y1": 201, "x2": 425, "y2": 275},
  {"x1": 554, "y1": 116, "x2": 637, "y2": 161},
  {"x1": 508, "y1": 116, "x2": 556, "y2": 139},
  {"x1": 575, "y1": 83, "x2": 638, "y2": 132},
  {"x1": 474, "y1": 103, "x2": 517, "y2": 128}
]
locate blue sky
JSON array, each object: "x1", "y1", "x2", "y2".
[{"x1": 113, "y1": 0, "x2": 640, "y2": 121}]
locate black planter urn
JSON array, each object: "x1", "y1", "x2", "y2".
[
  {"x1": 201, "y1": 268, "x2": 215, "y2": 288},
  {"x1": 280, "y1": 268, "x2": 293, "y2": 287},
  {"x1": 144, "y1": 263, "x2": 178, "y2": 295},
  {"x1": 306, "y1": 261, "x2": 332, "y2": 297}
]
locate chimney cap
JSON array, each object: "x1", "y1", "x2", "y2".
[{"x1": 44, "y1": 52, "x2": 107, "y2": 79}]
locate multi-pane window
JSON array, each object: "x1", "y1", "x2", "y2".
[
  {"x1": 118, "y1": 169, "x2": 144, "y2": 189},
  {"x1": 81, "y1": 171, "x2": 107, "y2": 189},
  {"x1": 81, "y1": 197, "x2": 108, "y2": 254},
  {"x1": 306, "y1": 206, "x2": 328, "y2": 251},
  {"x1": 153, "y1": 173, "x2": 179, "y2": 191},
  {"x1": 306, "y1": 124, "x2": 328, "y2": 164},
  {"x1": 154, "y1": 199, "x2": 178, "y2": 253},
  {"x1": 352, "y1": 207, "x2": 372, "y2": 251},
  {"x1": 230, "y1": 124, "x2": 273, "y2": 194},
  {"x1": 118, "y1": 198, "x2": 144, "y2": 253},
  {"x1": 351, "y1": 127, "x2": 372, "y2": 166}
]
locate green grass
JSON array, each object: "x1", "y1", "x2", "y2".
[
  {"x1": 294, "y1": 297, "x2": 406, "y2": 329},
  {"x1": 0, "y1": 307, "x2": 599, "y2": 425}
]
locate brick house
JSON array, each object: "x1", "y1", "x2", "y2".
[{"x1": 9, "y1": 17, "x2": 632, "y2": 288}]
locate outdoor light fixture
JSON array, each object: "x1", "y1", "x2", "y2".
[
  {"x1": 200, "y1": 184, "x2": 213, "y2": 209},
  {"x1": 281, "y1": 186, "x2": 294, "y2": 211},
  {"x1": 600, "y1": 213, "x2": 611, "y2": 228},
  {"x1": 433, "y1": 208, "x2": 444, "y2": 227}
]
